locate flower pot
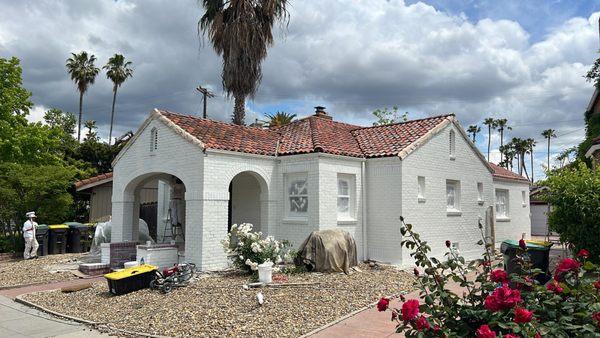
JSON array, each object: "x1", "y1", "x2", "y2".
[{"x1": 258, "y1": 262, "x2": 273, "y2": 283}]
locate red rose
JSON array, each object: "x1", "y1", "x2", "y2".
[
  {"x1": 476, "y1": 324, "x2": 496, "y2": 338},
  {"x1": 415, "y1": 316, "x2": 430, "y2": 331},
  {"x1": 546, "y1": 280, "x2": 563, "y2": 294},
  {"x1": 593, "y1": 312, "x2": 600, "y2": 325},
  {"x1": 594, "y1": 280, "x2": 600, "y2": 290},
  {"x1": 484, "y1": 284, "x2": 522, "y2": 312},
  {"x1": 401, "y1": 299, "x2": 420, "y2": 321},
  {"x1": 514, "y1": 307, "x2": 534, "y2": 323},
  {"x1": 377, "y1": 297, "x2": 390, "y2": 312},
  {"x1": 554, "y1": 258, "x2": 580, "y2": 281},
  {"x1": 535, "y1": 333, "x2": 542, "y2": 338},
  {"x1": 519, "y1": 239, "x2": 527, "y2": 250},
  {"x1": 504, "y1": 334, "x2": 520, "y2": 338},
  {"x1": 482, "y1": 260, "x2": 491, "y2": 267},
  {"x1": 445, "y1": 240, "x2": 451, "y2": 248},
  {"x1": 577, "y1": 249, "x2": 589, "y2": 259},
  {"x1": 490, "y1": 269, "x2": 508, "y2": 283}
]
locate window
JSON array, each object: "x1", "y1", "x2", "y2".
[
  {"x1": 449, "y1": 130, "x2": 456, "y2": 159},
  {"x1": 337, "y1": 174, "x2": 356, "y2": 220},
  {"x1": 496, "y1": 189, "x2": 509, "y2": 219},
  {"x1": 446, "y1": 180, "x2": 461, "y2": 213},
  {"x1": 521, "y1": 191, "x2": 527, "y2": 207},
  {"x1": 150, "y1": 127, "x2": 158, "y2": 152},
  {"x1": 286, "y1": 173, "x2": 308, "y2": 217},
  {"x1": 477, "y1": 182, "x2": 484, "y2": 203},
  {"x1": 417, "y1": 176, "x2": 426, "y2": 202}
]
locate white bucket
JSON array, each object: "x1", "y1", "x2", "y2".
[
  {"x1": 257, "y1": 262, "x2": 273, "y2": 283},
  {"x1": 124, "y1": 261, "x2": 139, "y2": 268}
]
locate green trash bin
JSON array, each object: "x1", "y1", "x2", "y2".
[
  {"x1": 500, "y1": 239, "x2": 553, "y2": 284},
  {"x1": 48, "y1": 224, "x2": 69, "y2": 254},
  {"x1": 35, "y1": 224, "x2": 49, "y2": 256},
  {"x1": 65, "y1": 222, "x2": 92, "y2": 253}
]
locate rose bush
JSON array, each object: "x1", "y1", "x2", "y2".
[
  {"x1": 379, "y1": 217, "x2": 600, "y2": 337},
  {"x1": 221, "y1": 223, "x2": 290, "y2": 274}
]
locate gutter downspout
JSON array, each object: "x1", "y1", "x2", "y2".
[{"x1": 361, "y1": 160, "x2": 368, "y2": 261}]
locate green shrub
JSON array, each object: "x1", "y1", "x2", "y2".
[{"x1": 542, "y1": 162, "x2": 600, "y2": 263}]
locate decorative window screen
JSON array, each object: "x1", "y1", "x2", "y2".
[
  {"x1": 150, "y1": 127, "x2": 158, "y2": 152},
  {"x1": 496, "y1": 189, "x2": 509, "y2": 218},
  {"x1": 288, "y1": 176, "x2": 308, "y2": 215},
  {"x1": 477, "y1": 182, "x2": 484, "y2": 201},
  {"x1": 446, "y1": 180, "x2": 460, "y2": 211},
  {"x1": 449, "y1": 130, "x2": 456, "y2": 158}
]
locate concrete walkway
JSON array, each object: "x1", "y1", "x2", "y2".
[
  {"x1": 0, "y1": 277, "x2": 104, "y2": 299},
  {"x1": 0, "y1": 295, "x2": 108, "y2": 338}
]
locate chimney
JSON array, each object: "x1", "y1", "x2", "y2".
[{"x1": 314, "y1": 106, "x2": 332, "y2": 120}]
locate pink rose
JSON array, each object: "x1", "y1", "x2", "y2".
[
  {"x1": 476, "y1": 324, "x2": 496, "y2": 338},
  {"x1": 514, "y1": 307, "x2": 534, "y2": 323},
  {"x1": 484, "y1": 284, "x2": 522, "y2": 312},
  {"x1": 401, "y1": 299, "x2": 420, "y2": 321},
  {"x1": 554, "y1": 258, "x2": 580, "y2": 281},
  {"x1": 546, "y1": 280, "x2": 563, "y2": 294}
]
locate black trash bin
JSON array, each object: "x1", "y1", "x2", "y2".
[
  {"x1": 66, "y1": 222, "x2": 91, "y2": 253},
  {"x1": 35, "y1": 224, "x2": 49, "y2": 256},
  {"x1": 48, "y1": 224, "x2": 68, "y2": 254},
  {"x1": 501, "y1": 239, "x2": 553, "y2": 284}
]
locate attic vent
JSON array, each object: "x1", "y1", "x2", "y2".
[
  {"x1": 314, "y1": 106, "x2": 332, "y2": 120},
  {"x1": 150, "y1": 127, "x2": 158, "y2": 152}
]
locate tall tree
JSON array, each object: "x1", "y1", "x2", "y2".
[
  {"x1": 265, "y1": 111, "x2": 296, "y2": 127},
  {"x1": 495, "y1": 118, "x2": 512, "y2": 164},
  {"x1": 483, "y1": 118, "x2": 497, "y2": 162},
  {"x1": 199, "y1": 0, "x2": 289, "y2": 125},
  {"x1": 66, "y1": 51, "x2": 100, "y2": 141},
  {"x1": 499, "y1": 141, "x2": 516, "y2": 170},
  {"x1": 541, "y1": 129, "x2": 557, "y2": 171},
  {"x1": 103, "y1": 54, "x2": 133, "y2": 145},
  {"x1": 512, "y1": 137, "x2": 530, "y2": 180},
  {"x1": 467, "y1": 124, "x2": 481, "y2": 143},
  {"x1": 526, "y1": 138, "x2": 536, "y2": 183}
]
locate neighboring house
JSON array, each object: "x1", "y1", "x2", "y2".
[
  {"x1": 108, "y1": 107, "x2": 531, "y2": 270},
  {"x1": 585, "y1": 136, "x2": 600, "y2": 167},
  {"x1": 529, "y1": 186, "x2": 551, "y2": 236}
]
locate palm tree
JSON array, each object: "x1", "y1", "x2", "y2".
[
  {"x1": 498, "y1": 142, "x2": 515, "y2": 170},
  {"x1": 512, "y1": 137, "x2": 530, "y2": 180},
  {"x1": 103, "y1": 54, "x2": 133, "y2": 145},
  {"x1": 199, "y1": 0, "x2": 289, "y2": 125},
  {"x1": 526, "y1": 138, "x2": 536, "y2": 183},
  {"x1": 483, "y1": 118, "x2": 498, "y2": 161},
  {"x1": 266, "y1": 111, "x2": 296, "y2": 127},
  {"x1": 541, "y1": 129, "x2": 557, "y2": 171},
  {"x1": 467, "y1": 124, "x2": 481, "y2": 143},
  {"x1": 495, "y1": 118, "x2": 512, "y2": 164},
  {"x1": 66, "y1": 51, "x2": 100, "y2": 141}
]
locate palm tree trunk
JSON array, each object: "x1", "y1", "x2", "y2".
[
  {"x1": 547, "y1": 138, "x2": 550, "y2": 171},
  {"x1": 77, "y1": 91, "x2": 83, "y2": 142},
  {"x1": 487, "y1": 126, "x2": 491, "y2": 161},
  {"x1": 109, "y1": 85, "x2": 118, "y2": 146},
  {"x1": 499, "y1": 129, "x2": 504, "y2": 164},
  {"x1": 530, "y1": 148, "x2": 534, "y2": 183},
  {"x1": 522, "y1": 154, "x2": 529, "y2": 180},
  {"x1": 232, "y1": 95, "x2": 245, "y2": 125}
]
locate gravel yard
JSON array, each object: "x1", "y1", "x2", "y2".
[
  {"x1": 23, "y1": 263, "x2": 414, "y2": 337},
  {"x1": 0, "y1": 253, "x2": 83, "y2": 288}
]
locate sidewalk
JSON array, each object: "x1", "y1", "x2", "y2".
[{"x1": 0, "y1": 295, "x2": 108, "y2": 338}]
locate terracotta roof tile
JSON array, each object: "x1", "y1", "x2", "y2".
[
  {"x1": 489, "y1": 163, "x2": 530, "y2": 183},
  {"x1": 158, "y1": 110, "x2": 453, "y2": 159},
  {"x1": 75, "y1": 172, "x2": 113, "y2": 189}
]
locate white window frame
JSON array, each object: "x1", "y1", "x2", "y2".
[
  {"x1": 285, "y1": 173, "x2": 308, "y2": 218},
  {"x1": 496, "y1": 189, "x2": 510, "y2": 221},
  {"x1": 446, "y1": 179, "x2": 461, "y2": 215},
  {"x1": 521, "y1": 190, "x2": 527, "y2": 207},
  {"x1": 477, "y1": 182, "x2": 484, "y2": 205},
  {"x1": 449, "y1": 130, "x2": 456, "y2": 160},
  {"x1": 337, "y1": 174, "x2": 356, "y2": 221},
  {"x1": 150, "y1": 127, "x2": 158, "y2": 152},
  {"x1": 417, "y1": 176, "x2": 426, "y2": 202}
]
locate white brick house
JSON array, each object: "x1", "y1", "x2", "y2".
[{"x1": 109, "y1": 107, "x2": 531, "y2": 270}]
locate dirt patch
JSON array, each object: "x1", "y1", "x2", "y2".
[{"x1": 0, "y1": 254, "x2": 84, "y2": 288}]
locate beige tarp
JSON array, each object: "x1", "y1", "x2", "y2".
[{"x1": 295, "y1": 229, "x2": 358, "y2": 274}]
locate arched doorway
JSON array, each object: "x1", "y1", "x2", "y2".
[{"x1": 228, "y1": 171, "x2": 267, "y2": 234}]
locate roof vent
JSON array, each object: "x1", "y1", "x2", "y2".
[{"x1": 314, "y1": 106, "x2": 332, "y2": 120}]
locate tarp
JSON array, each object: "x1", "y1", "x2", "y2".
[
  {"x1": 85, "y1": 219, "x2": 154, "y2": 262},
  {"x1": 295, "y1": 229, "x2": 358, "y2": 274}
]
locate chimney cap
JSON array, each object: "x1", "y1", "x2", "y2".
[
  {"x1": 315, "y1": 106, "x2": 326, "y2": 112},
  {"x1": 313, "y1": 106, "x2": 332, "y2": 120}
]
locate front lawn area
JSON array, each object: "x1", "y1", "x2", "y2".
[
  {"x1": 0, "y1": 253, "x2": 83, "y2": 288},
  {"x1": 22, "y1": 263, "x2": 413, "y2": 337}
]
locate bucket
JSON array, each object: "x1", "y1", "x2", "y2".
[
  {"x1": 258, "y1": 262, "x2": 273, "y2": 283},
  {"x1": 124, "y1": 261, "x2": 139, "y2": 269}
]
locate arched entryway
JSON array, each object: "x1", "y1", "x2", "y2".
[{"x1": 228, "y1": 171, "x2": 268, "y2": 234}]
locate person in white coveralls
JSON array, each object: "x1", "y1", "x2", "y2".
[{"x1": 23, "y1": 211, "x2": 39, "y2": 259}]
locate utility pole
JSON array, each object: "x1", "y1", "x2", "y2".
[{"x1": 196, "y1": 85, "x2": 215, "y2": 119}]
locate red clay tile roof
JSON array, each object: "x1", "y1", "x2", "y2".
[
  {"x1": 75, "y1": 172, "x2": 113, "y2": 190},
  {"x1": 489, "y1": 163, "x2": 530, "y2": 183},
  {"x1": 158, "y1": 110, "x2": 453, "y2": 159}
]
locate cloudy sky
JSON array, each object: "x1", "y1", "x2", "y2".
[{"x1": 1, "y1": 0, "x2": 599, "y2": 180}]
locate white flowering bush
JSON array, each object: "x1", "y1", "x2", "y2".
[{"x1": 221, "y1": 223, "x2": 291, "y2": 274}]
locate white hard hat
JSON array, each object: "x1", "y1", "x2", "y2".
[{"x1": 25, "y1": 211, "x2": 36, "y2": 218}]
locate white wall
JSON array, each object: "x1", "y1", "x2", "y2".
[
  {"x1": 493, "y1": 178, "x2": 531, "y2": 243},
  {"x1": 531, "y1": 204, "x2": 550, "y2": 236},
  {"x1": 366, "y1": 157, "x2": 403, "y2": 264},
  {"x1": 400, "y1": 123, "x2": 494, "y2": 265}
]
